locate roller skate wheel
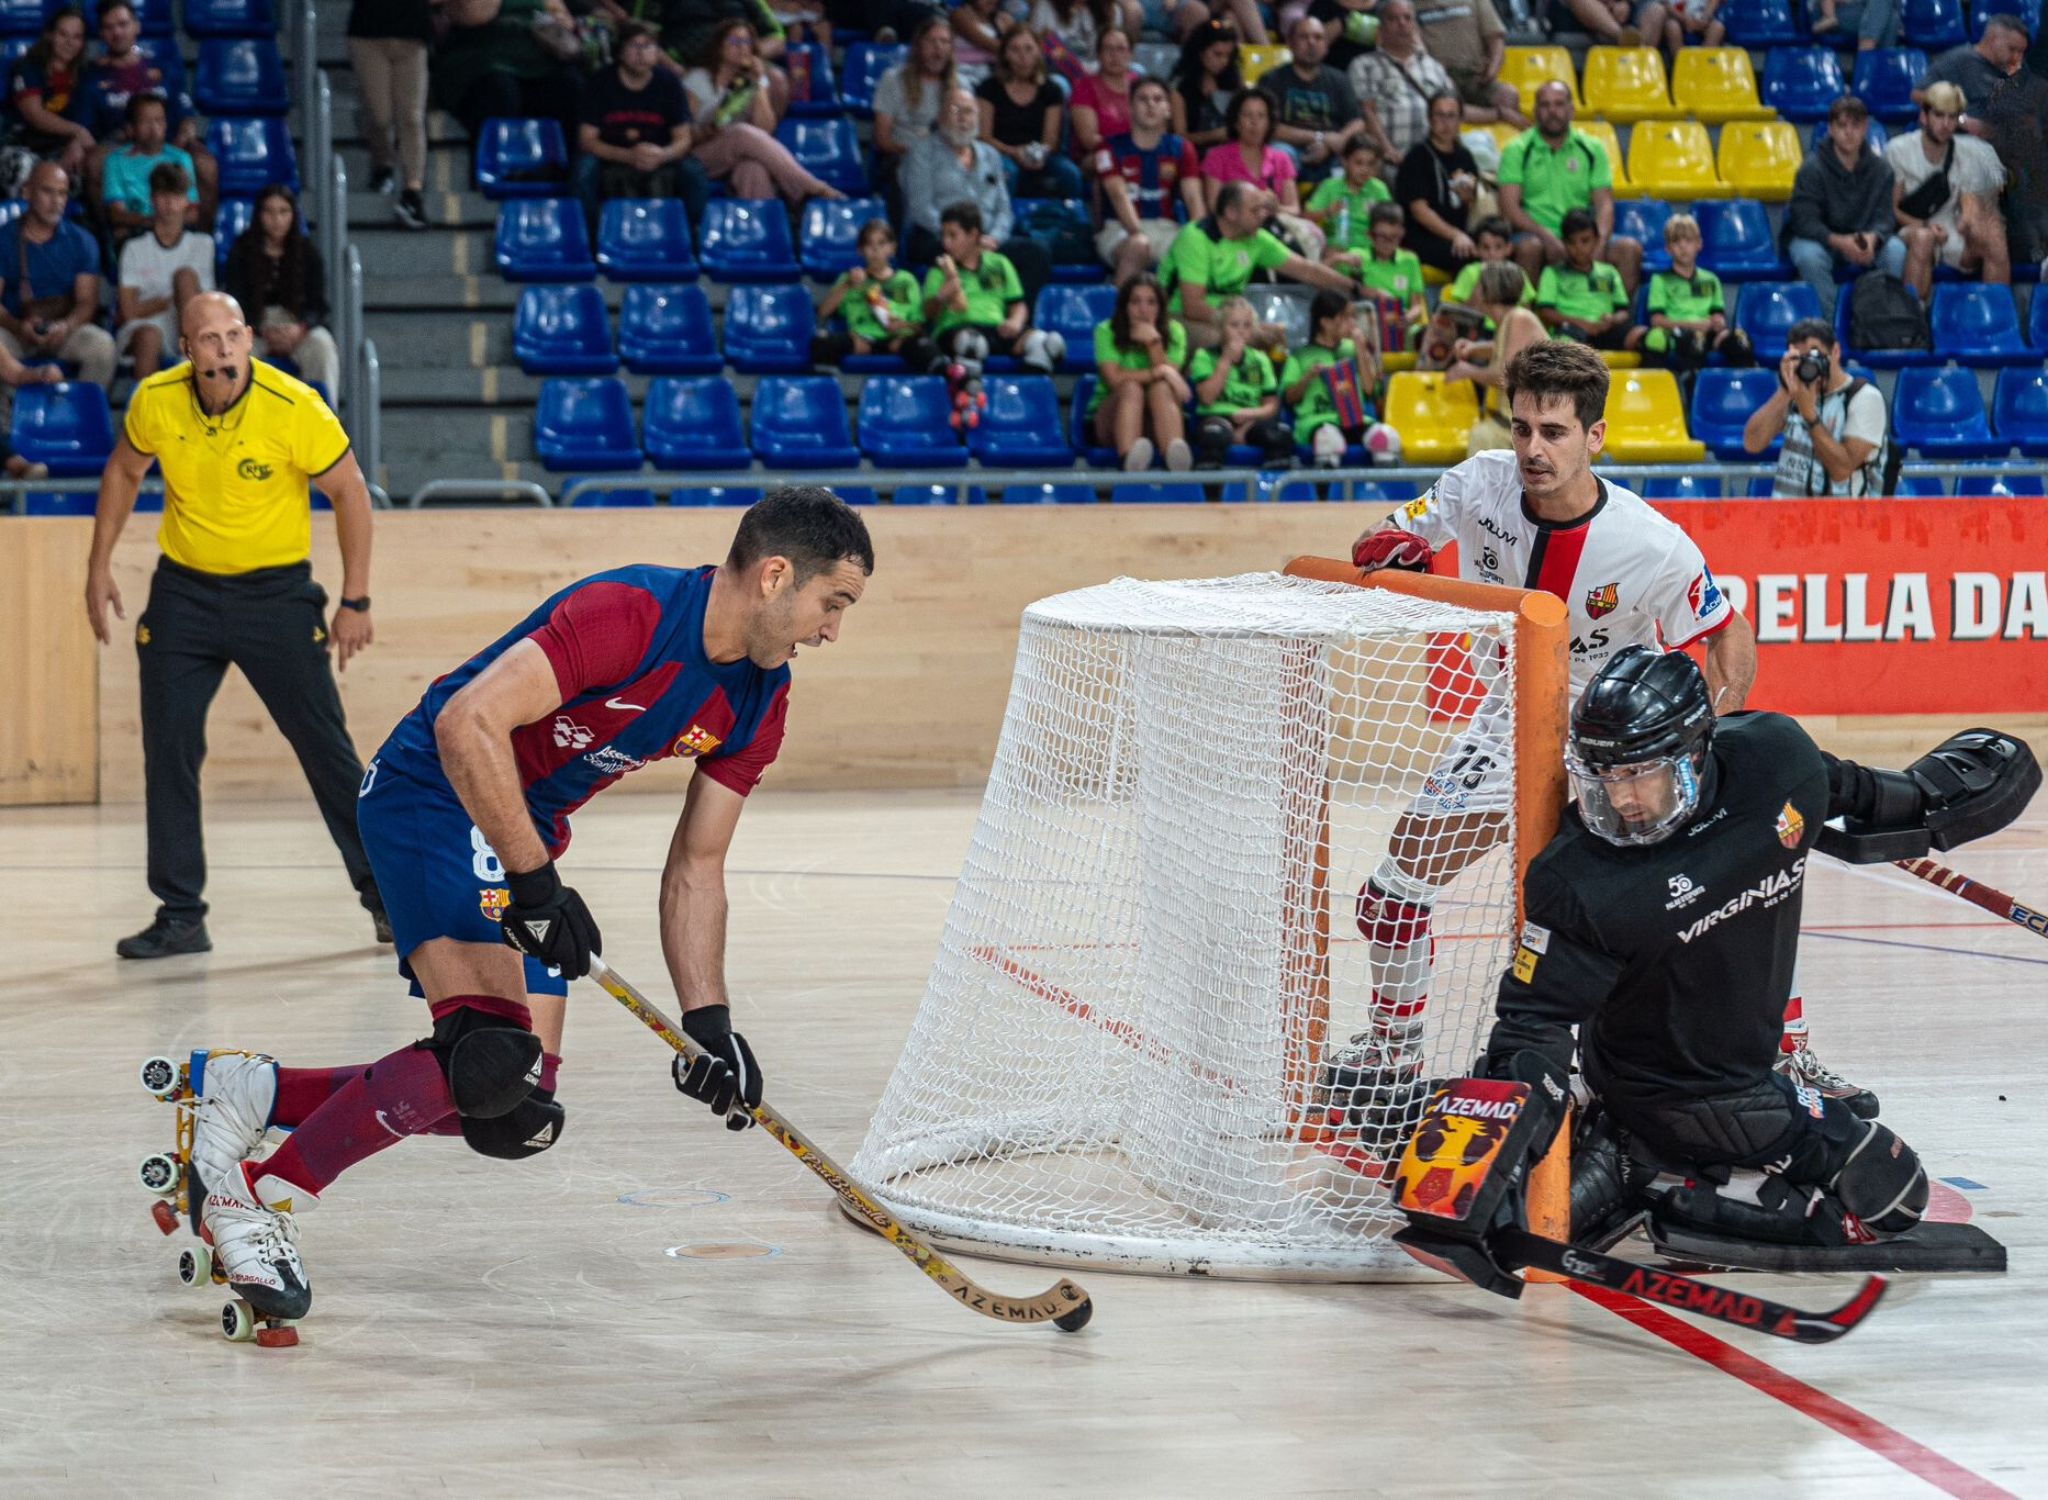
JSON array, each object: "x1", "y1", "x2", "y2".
[
  {"x1": 139, "y1": 1056, "x2": 180, "y2": 1097},
  {"x1": 150, "y1": 1199, "x2": 180, "y2": 1236},
  {"x1": 222, "y1": 1300, "x2": 256, "y2": 1342},
  {"x1": 139, "y1": 1152, "x2": 180, "y2": 1195},
  {"x1": 254, "y1": 1324, "x2": 299, "y2": 1349},
  {"x1": 178, "y1": 1244, "x2": 212, "y2": 1287}
]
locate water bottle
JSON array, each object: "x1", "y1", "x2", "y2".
[{"x1": 1336, "y1": 202, "x2": 1351, "y2": 251}]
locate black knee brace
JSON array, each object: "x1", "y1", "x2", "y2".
[
  {"x1": 425, "y1": 1005, "x2": 543, "y2": 1120},
  {"x1": 461, "y1": 1088, "x2": 566, "y2": 1160},
  {"x1": 1831, "y1": 1121, "x2": 1928, "y2": 1234}
]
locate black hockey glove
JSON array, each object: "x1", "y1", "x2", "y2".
[
  {"x1": 500, "y1": 861, "x2": 602, "y2": 979},
  {"x1": 673, "y1": 1005, "x2": 761, "y2": 1131}
]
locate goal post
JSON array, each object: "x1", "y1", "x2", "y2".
[{"x1": 851, "y1": 563, "x2": 1571, "y2": 1279}]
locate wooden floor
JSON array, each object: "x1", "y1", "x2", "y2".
[{"x1": 3, "y1": 789, "x2": 2043, "y2": 1498}]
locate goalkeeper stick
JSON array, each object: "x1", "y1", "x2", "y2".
[
  {"x1": 586, "y1": 956, "x2": 1095, "y2": 1332},
  {"x1": 1894, "y1": 857, "x2": 2048, "y2": 943}
]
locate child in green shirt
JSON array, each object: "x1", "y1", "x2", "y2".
[
  {"x1": 1350, "y1": 202, "x2": 1427, "y2": 352},
  {"x1": 1188, "y1": 296, "x2": 1292, "y2": 467},
  {"x1": 919, "y1": 201, "x2": 1066, "y2": 370},
  {"x1": 1309, "y1": 138, "x2": 1393, "y2": 263},
  {"x1": 1282, "y1": 288, "x2": 1400, "y2": 467},
  {"x1": 812, "y1": 219, "x2": 934, "y2": 369},
  {"x1": 1642, "y1": 212, "x2": 1755, "y2": 371},
  {"x1": 1087, "y1": 273, "x2": 1194, "y2": 472},
  {"x1": 1536, "y1": 208, "x2": 1644, "y2": 353},
  {"x1": 1442, "y1": 216, "x2": 1533, "y2": 309}
]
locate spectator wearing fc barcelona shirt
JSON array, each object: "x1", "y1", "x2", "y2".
[
  {"x1": 82, "y1": 2, "x2": 217, "y2": 231},
  {"x1": 1096, "y1": 77, "x2": 1206, "y2": 286},
  {"x1": 8, "y1": 7, "x2": 93, "y2": 173}
]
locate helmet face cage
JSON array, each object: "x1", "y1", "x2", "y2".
[{"x1": 1567, "y1": 750, "x2": 1702, "y2": 846}]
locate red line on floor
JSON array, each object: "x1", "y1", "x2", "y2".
[{"x1": 1570, "y1": 1283, "x2": 2015, "y2": 1499}]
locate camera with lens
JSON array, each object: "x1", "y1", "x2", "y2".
[{"x1": 1794, "y1": 348, "x2": 1831, "y2": 386}]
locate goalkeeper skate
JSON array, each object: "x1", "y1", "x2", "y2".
[
  {"x1": 138, "y1": 1050, "x2": 308, "y2": 1346},
  {"x1": 1775, "y1": 1037, "x2": 1881, "y2": 1120}
]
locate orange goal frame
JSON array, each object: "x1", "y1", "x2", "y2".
[{"x1": 1282, "y1": 557, "x2": 1572, "y2": 1250}]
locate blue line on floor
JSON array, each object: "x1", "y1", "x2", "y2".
[{"x1": 1942, "y1": 1177, "x2": 1987, "y2": 1191}]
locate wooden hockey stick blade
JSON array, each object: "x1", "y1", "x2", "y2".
[
  {"x1": 585, "y1": 957, "x2": 1094, "y2": 1332},
  {"x1": 1494, "y1": 1228, "x2": 1886, "y2": 1345},
  {"x1": 1893, "y1": 857, "x2": 2048, "y2": 943}
]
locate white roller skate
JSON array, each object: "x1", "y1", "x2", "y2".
[
  {"x1": 201, "y1": 1158, "x2": 315, "y2": 1327},
  {"x1": 188, "y1": 1050, "x2": 280, "y2": 1199}
]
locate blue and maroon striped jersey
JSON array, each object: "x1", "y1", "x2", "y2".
[{"x1": 374, "y1": 565, "x2": 790, "y2": 854}]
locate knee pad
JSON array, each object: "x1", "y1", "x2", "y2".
[
  {"x1": 1831, "y1": 1121, "x2": 1928, "y2": 1234},
  {"x1": 460, "y1": 1087, "x2": 565, "y2": 1161},
  {"x1": 427, "y1": 1004, "x2": 543, "y2": 1120}
]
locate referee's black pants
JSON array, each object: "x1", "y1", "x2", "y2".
[{"x1": 137, "y1": 557, "x2": 382, "y2": 923}]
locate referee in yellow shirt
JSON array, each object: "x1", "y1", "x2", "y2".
[{"x1": 84, "y1": 292, "x2": 389, "y2": 959}]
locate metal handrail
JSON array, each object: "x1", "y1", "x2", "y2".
[
  {"x1": 340, "y1": 243, "x2": 364, "y2": 419},
  {"x1": 408, "y1": 480, "x2": 556, "y2": 508},
  {"x1": 294, "y1": 0, "x2": 320, "y2": 145},
  {"x1": 361, "y1": 337, "x2": 383, "y2": 489}
]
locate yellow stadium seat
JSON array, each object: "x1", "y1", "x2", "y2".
[
  {"x1": 1671, "y1": 47, "x2": 1774, "y2": 123},
  {"x1": 1500, "y1": 46, "x2": 1581, "y2": 112},
  {"x1": 1238, "y1": 44, "x2": 1291, "y2": 83},
  {"x1": 1575, "y1": 118, "x2": 1633, "y2": 192},
  {"x1": 1582, "y1": 46, "x2": 1679, "y2": 122},
  {"x1": 1385, "y1": 372, "x2": 1480, "y2": 467},
  {"x1": 1597, "y1": 350, "x2": 1644, "y2": 370},
  {"x1": 1718, "y1": 120, "x2": 1803, "y2": 202},
  {"x1": 1627, "y1": 120, "x2": 1732, "y2": 200},
  {"x1": 1602, "y1": 369, "x2": 1706, "y2": 463}
]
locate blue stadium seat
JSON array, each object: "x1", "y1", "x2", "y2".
[
  {"x1": 1991, "y1": 368, "x2": 2048, "y2": 457},
  {"x1": 784, "y1": 41, "x2": 840, "y2": 116},
  {"x1": 1733, "y1": 280, "x2": 1824, "y2": 359},
  {"x1": 840, "y1": 43, "x2": 904, "y2": 117},
  {"x1": 698, "y1": 200, "x2": 800, "y2": 281},
  {"x1": 11, "y1": 382, "x2": 114, "y2": 477},
  {"x1": 213, "y1": 197, "x2": 254, "y2": 275},
  {"x1": 1760, "y1": 46, "x2": 1847, "y2": 121},
  {"x1": 1034, "y1": 284, "x2": 1118, "y2": 369},
  {"x1": 835, "y1": 486, "x2": 881, "y2": 504},
  {"x1": 1068, "y1": 377, "x2": 1117, "y2": 464},
  {"x1": 193, "y1": 39, "x2": 288, "y2": 116},
  {"x1": 1889, "y1": 474, "x2": 1944, "y2": 495},
  {"x1": 1691, "y1": 367, "x2": 1784, "y2": 458},
  {"x1": 0, "y1": 0, "x2": 41, "y2": 32},
  {"x1": 184, "y1": 0, "x2": 275, "y2": 37},
  {"x1": 1902, "y1": 0, "x2": 1968, "y2": 46},
  {"x1": 1810, "y1": 118, "x2": 1889, "y2": 155},
  {"x1": 1640, "y1": 475, "x2": 1724, "y2": 498},
  {"x1": 494, "y1": 199, "x2": 595, "y2": 281},
  {"x1": 1613, "y1": 199, "x2": 1676, "y2": 272},
  {"x1": 775, "y1": 117, "x2": 868, "y2": 195},
  {"x1": 643, "y1": 377, "x2": 752, "y2": 468},
  {"x1": 1112, "y1": 481, "x2": 1206, "y2": 502},
  {"x1": 891, "y1": 483, "x2": 987, "y2": 504},
  {"x1": 2033, "y1": 285, "x2": 2048, "y2": 349},
  {"x1": 1721, "y1": 0, "x2": 1807, "y2": 44},
  {"x1": 1892, "y1": 367, "x2": 2005, "y2": 458},
  {"x1": 1852, "y1": 47, "x2": 1928, "y2": 125},
  {"x1": 968, "y1": 375, "x2": 1076, "y2": 466},
  {"x1": 1977, "y1": 0, "x2": 2040, "y2": 37},
  {"x1": 619, "y1": 283, "x2": 722, "y2": 374},
  {"x1": 1002, "y1": 483, "x2": 1097, "y2": 503},
  {"x1": 533, "y1": 378, "x2": 643, "y2": 471},
  {"x1": 1695, "y1": 198, "x2": 1787, "y2": 279},
  {"x1": 858, "y1": 375, "x2": 968, "y2": 467},
  {"x1": 513, "y1": 284, "x2": 617, "y2": 374},
  {"x1": 1980, "y1": 473, "x2": 2046, "y2": 497},
  {"x1": 721, "y1": 283, "x2": 814, "y2": 372},
  {"x1": 799, "y1": 195, "x2": 886, "y2": 277},
  {"x1": 476, "y1": 118, "x2": 569, "y2": 199},
  {"x1": 1931, "y1": 284, "x2": 2035, "y2": 365},
  {"x1": 563, "y1": 478, "x2": 658, "y2": 506},
  {"x1": 752, "y1": 376, "x2": 860, "y2": 468},
  {"x1": 596, "y1": 198, "x2": 698, "y2": 280},
  {"x1": 21, "y1": 491, "x2": 97, "y2": 515},
  {"x1": 675, "y1": 485, "x2": 764, "y2": 506},
  {"x1": 1013, "y1": 199, "x2": 1103, "y2": 280},
  {"x1": 134, "y1": 0, "x2": 174, "y2": 34},
  {"x1": 207, "y1": 116, "x2": 298, "y2": 196}
]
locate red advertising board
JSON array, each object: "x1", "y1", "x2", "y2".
[{"x1": 1649, "y1": 499, "x2": 2048, "y2": 715}]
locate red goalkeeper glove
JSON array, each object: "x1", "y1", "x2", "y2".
[{"x1": 1352, "y1": 528, "x2": 1434, "y2": 574}]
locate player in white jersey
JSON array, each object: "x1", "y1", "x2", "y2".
[{"x1": 1321, "y1": 341, "x2": 1888, "y2": 1142}]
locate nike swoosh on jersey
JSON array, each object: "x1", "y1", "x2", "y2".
[{"x1": 606, "y1": 697, "x2": 648, "y2": 712}]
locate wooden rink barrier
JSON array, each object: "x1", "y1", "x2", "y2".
[{"x1": 0, "y1": 505, "x2": 2040, "y2": 806}]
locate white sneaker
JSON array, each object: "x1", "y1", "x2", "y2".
[
  {"x1": 201, "y1": 1160, "x2": 313, "y2": 1319},
  {"x1": 1312, "y1": 425, "x2": 1346, "y2": 469},
  {"x1": 1164, "y1": 438, "x2": 1193, "y2": 471},
  {"x1": 189, "y1": 1050, "x2": 278, "y2": 1192},
  {"x1": 1123, "y1": 436, "x2": 1155, "y2": 472}
]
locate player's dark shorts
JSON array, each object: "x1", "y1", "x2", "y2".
[{"x1": 355, "y1": 758, "x2": 568, "y2": 999}]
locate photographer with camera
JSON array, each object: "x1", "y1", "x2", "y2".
[{"x1": 1742, "y1": 317, "x2": 1895, "y2": 498}]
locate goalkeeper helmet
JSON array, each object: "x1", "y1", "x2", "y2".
[{"x1": 1567, "y1": 647, "x2": 1714, "y2": 847}]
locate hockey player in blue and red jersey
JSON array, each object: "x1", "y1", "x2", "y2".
[{"x1": 167, "y1": 487, "x2": 874, "y2": 1322}]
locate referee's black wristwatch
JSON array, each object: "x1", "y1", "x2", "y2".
[{"x1": 338, "y1": 596, "x2": 371, "y2": 612}]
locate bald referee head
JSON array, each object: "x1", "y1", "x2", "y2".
[{"x1": 180, "y1": 291, "x2": 255, "y2": 411}]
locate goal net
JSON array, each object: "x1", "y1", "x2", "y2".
[{"x1": 850, "y1": 564, "x2": 1566, "y2": 1279}]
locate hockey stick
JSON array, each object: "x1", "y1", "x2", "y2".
[
  {"x1": 585, "y1": 956, "x2": 1094, "y2": 1332},
  {"x1": 1893, "y1": 857, "x2": 2048, "y2": 942},
  {"x1": 1492, "y1": 1228, "x2": 1887, "y2": 1346}
]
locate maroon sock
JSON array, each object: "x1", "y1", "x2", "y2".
[
  {"x1": 258, "y1": 1043, "x2": 457, "y2": 1197},
  {"x1": 423, "y1": 1051, "x2": 559, "y2": 1136},
  {"x1": 273, "y1": 1065, "x2": 369, "y2": 1129}
]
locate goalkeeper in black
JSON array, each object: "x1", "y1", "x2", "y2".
[{"x1": 1480, "y1": 646, "x2": 2035, "y2": 1259}]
